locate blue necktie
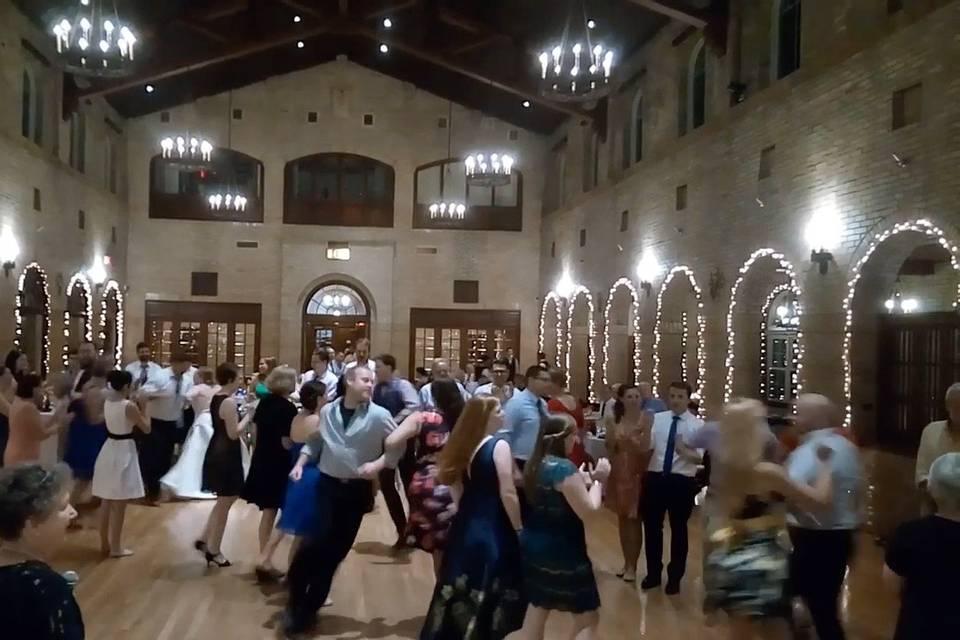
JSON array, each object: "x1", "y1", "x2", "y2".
[{"x1": 662, "y1": 415, "x2": 680, "y2": 475}]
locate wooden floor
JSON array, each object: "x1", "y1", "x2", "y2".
[{"x1": 53, "y1": 494, "x2": 898, "y2": 639}]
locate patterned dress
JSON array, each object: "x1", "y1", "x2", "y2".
[
  {"x1": 703, "y1": 495, "x2": 790, "y2": 619},
  {"x1": 521, "y1": 455, "x2": 601, "y2": 613},
  {"x1": 420, "y1": 437, "x2": 526, "y2": 640},
  {"x1": 405, "y1": 419, "x2": 456, "y2": 552}
]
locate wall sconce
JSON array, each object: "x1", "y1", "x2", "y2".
[
  {"x1": 87, "y1": 256, "x2": 108, "y2": 289},
  {"x1": 805, "y1": 196, "x2": 842, "y2": 274},
  {"x1": 555, "y1": 271, "x2": 576, "y2": 299},
  {"x1": 0, "y1": 228, "x2": 20, "y2": 278},
  {"x1": 635, "y1": 252, "x2": 662, "y2": 296}
]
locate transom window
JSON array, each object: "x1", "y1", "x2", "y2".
[
  {"x1": 306, "y1": 284, "x2": 367, "y2": 316},
  {"x1": 284, "y1": 153, "x2": 394, "y2": 227}
]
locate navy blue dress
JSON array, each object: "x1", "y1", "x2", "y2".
[
  {"x1": 0, "y1": 412, "x2": 8, "y2": 467},
  {"x1": 420, "y1": 437, "x2": 526, "y2": 640},
  {"x1": 63, "y1": 399, "x2": 107, "y2": 481},
  {"x1": 277, "y1": 442, "x2": 320, "y2": 536},
  {"x1": 521, "y1": 455, "x2": 601, "y2": 613}
]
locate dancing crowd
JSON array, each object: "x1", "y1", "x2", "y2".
[{"x1": 0, "y1": 338, "x2": 959, "y2": 639}]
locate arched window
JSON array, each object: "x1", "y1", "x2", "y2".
[
  {"x1": 21, "y1": 69, "x2": 42, "y2": 145},
  {"x1": 688, "y1": 39, "x2": 707, "y2": 132},
  {"x1": 630, "y1": 90, "x2": 643, "y2": 164},
  {"x1": 16, "y1": 263, "x2": 50, "y2": 378},
  {"x1": 305, "y1": 284, "x2": 367, "y2": 316},
  {"x1": 413, "y1": 158, "x2": 522, "y2": 231},
  {"x1": 69, "y1": 112, "x2": 86, "y2": 173},
  {"x1": 150, "y1": 148, "x2": 263, "y2": 222},
  {"x1": 284, "y1": 153, "x2": 394, "y2": 227},
  {"x1": 63, "y1": 274, "x2": 92, "y2": 368},
  {"x1": 763, "y1": 289, "x2": 800, "y2": 404},
  {"x1": 774, "y1": 0, "x2": 802, "y2": 79},
  {"x1": 302, "y1": 282, "x2": 371, "y2": 369}
]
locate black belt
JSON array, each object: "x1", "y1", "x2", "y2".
[{"x1": 106, "y1": 432, "x2": 134, "y2": 440}]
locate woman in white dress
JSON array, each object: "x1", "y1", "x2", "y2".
[
  {"x1": 161, "y1": 367, "x2": 218, "y2": 500},
  {"x1": 92, "y1": 370, "x2": 150, "y2": 558}
]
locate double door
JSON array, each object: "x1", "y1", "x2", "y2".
[{"x1": 409, "y1": 308, "x2": 520, "y2": 376}]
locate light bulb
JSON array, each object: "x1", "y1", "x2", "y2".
[
  {"x1": 297, "y1": 40, "x2": 305, "y2": 48},
  {"x1": 293, "y1": 15, "x2": 301, "y2": 23},
  {"x1": 99, "y1": 40, "x2": 109, "y2": 53},
  {"x1": 552, "y1": 45, "x2": 562, "y2": 62},
  {"x1": 103, "y1": 20, "x2": 114, "y2": 34},
  {"x1": 572, "y1": 43, "x2": 582, "y2": 55},
  {"x1": 119, "y1": 26, "x2": 135, "y2": 44},
  {"x1": 382, "y1": 18, "x2": 392, "y2": 28},
  {"x1": 79, "y1": 17, "x2": 91, "y2": 32},
  {"x1": 379, "y1": 43, "x2": 389, "y2": 53},
  {"x1": 587, "y1": 19, "x2": 596, "y2": 29},
  {"x1": 78, "y1": 37, "x2": 89, "y2": 50}
]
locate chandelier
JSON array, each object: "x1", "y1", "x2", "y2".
[
  {"x1": 51, "y1": 0, "x2": 137, "y2": 77},
  {"x1": 207, "y1": 194, "x2": 248, "y2": 212},
  {"x1": 160, "y1": 135, "x2": 214, "y2": 168},
  {"x1": 428, "y1": 202, "x2": 466, "y2": 220},
  {"x1": 464, "y1": 153, "x2": 515, "y2": 188},
  {"x1": 537, "y1": 1, "x2": 614, "y2": 102}
]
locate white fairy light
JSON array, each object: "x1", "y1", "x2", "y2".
[
  {"x1": 564, "y1": 286, "x2": 597, "y2": 403},
  {"x1": 62, "y1": 273, "x2": 93, "y2": 368},
  {"x1": 538, "y1": 292, "x2": 564, "y2": 364},
  {"x1": 651, "y1": 266, "x2": 707, "y2": 411},
  {"x1": 680, "y1": 311, "x2": 689, "y2": 383},
  {"x1": 721, "y1": 248, "x2": 805, "y2": 405},
  {"x1": 841, "y1": 219, "x2": 960, "y2": 427},
  {"x1": 601, "y1": 277, "x2": 642, "y2": 386},
  {"x1": 98, "y1": 280, "x2": 124, "y2": 367},
  {"x1": 15, "y1": 263, "x2": 51, "y2": 378}
]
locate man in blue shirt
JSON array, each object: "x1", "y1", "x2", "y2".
[
  {"x1": 500, "y1": 365, "x2": 552, "y2": 466},
  {"x1": 786, "y1": 393, "x2": 864, "y2": 640}
]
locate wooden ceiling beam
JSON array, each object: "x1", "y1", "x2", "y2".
[
  {"x1": 363, "y1": 1, "x2": 419, "y2": 20},
  {"x1": 625, "y1": 0, "x2": 707, "y2": 28},
  {"x1": 78, "y1": 21, "x2": 350, "y2": 99},
  {"x1": 352, "y1": 26, "x2": 589, "y2": 120},
  {"x1": 190, "y1": 0, "x2": 252, "y2": 22},
  {"x1": 274, "y1": 0, "x2": 324, "y2": 20},
  {"x1": 437, "y1": 7, "x2": 493, "y2": 35},
  {"x1": 447, "y1": 33, "x2": 501, "y2": 56},
  {"x1": 176, "y1": 20, "x2": 230, "y2": 44}
]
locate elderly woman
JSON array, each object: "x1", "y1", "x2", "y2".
[
  {"x1": 0, "y1": 463, "x2": 83, "y2": 639},
  {"x1": 884, "y1": 452, "x2": 960, "y2": 639}
]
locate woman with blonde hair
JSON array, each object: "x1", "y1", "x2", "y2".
[
  {"x1": 242, "y1": 365, "x2": 298, "y2": 580},
  {"x1": 704, "y1": 398, "x2": 834, "y2": 639},
  {"x1": 420, "y1": 396, "x2": 527, "y2": 640}
]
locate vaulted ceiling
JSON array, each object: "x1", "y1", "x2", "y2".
[{"x1": 16, "y1": 0, "x2": 712, "y2": 134}]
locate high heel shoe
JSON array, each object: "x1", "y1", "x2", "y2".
[
  {"x1": 204, "y1": 551, "x2": 232, "y2": 567},
  {"x1": 194, "y1": 540, "x2": 207, "y2": 554}
]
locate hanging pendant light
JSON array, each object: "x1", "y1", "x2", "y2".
[
  {"x1": 464, "y1": 152, "x2": 515, "y2": 188},
  {"x1": 536, "y1": 1, "x2": 614, "y2": 103},
  {"x1": 51, "y1": 0, "x2": 138, "y2": 77},
  {"x1": 207, "y1": 91, "x2": 247, "y2": 213},
  {"x1": 428, "y1": 101, "x2": 470, "y2": 220}
]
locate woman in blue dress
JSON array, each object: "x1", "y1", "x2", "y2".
[
  {"x1": 519, "y1": 414, "x2": 611, "y2": 640},
  {"x1": 63, "y1": 360, "x2": 109, "y2": 516},
  {"x1": 256, "y1": 379, "x2": 328, "y2": 583},
  {"x1": 420, "y1": 396, "x2": 526, "y2": 640}
]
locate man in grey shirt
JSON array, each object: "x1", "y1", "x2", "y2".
[{"x1": 283, "y1": 365, "x2": 408, "y2": 635}]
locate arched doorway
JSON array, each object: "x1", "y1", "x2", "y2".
[
  {"x1": 99, "y1": 281, "x2": 123, "y2": 367},
  {"x1": 302, "y1": 282, "x2": 370, "y2": 370},
  {"x1": 565, "y1": 287, "x2": 595, "y2": 403},
  {"x1": 16, "y1": 262, "x2": 50, "y2": 377},
  {"x1": 722, "y1": 249, "x2": 804, "y2": 411},
  {"x1": 539, "y1": 293, "x2": 563, "y2": 368},
  {"x1": 652, "y1": 266, "x2": 706, "y2": 409},
  {"x1": 63, "y1": 273, "x2": 93, "y2": 369},
  {"x1": 603, "y1": 277, "x2": 641, "y2": 386}
]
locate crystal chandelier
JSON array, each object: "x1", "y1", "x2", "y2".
[
  {"x1": 159, "y1": 135, "x2": 214, "y2": 168},
  {"x1": 537, "y1": 1, "x2": 614, "y2": 102},
  {"x1": 51, "y1": 0, "x2": 137, "y2": 77},
  {"x1": 464, "y1": 153, "x2": 515, "y2": 188},
  {"x1": 428, "y1": 202, "x2": 466, "y2": 220},
  {"x1": 207, "y1": 194, "x2": 248, "y2": 212}
]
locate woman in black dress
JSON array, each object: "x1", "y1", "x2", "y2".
[
  {"x1": 198, "y1": 363, "x2": 247, "y2": 568},
  {"x1": 0, "y1": 463, "x2": 84, "y2": 639},
  {"x1": 242, "y1": 366, "x2": 298, "y2": 578}
]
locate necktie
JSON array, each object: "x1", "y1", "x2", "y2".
[
  {"x1": 173, "y1": 375, "x2": 183, "y2": 427},
  {"x1": 138, "y1": 364, "x2": 149, "y2": 388},
  {"x1": 662, "y1": 415, "x2": 680, "y2": 475}
]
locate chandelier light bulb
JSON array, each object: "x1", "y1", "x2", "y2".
[
  {"x1": 79, "y1": 17, "x2": 91, "y2": 32},
  {"x1": 99, "y1": 39, "x2": 109, "y2": 53},
  {"x1": 539, "y1": 52, "x2": 549, "y2": 78},
  {"x1": 78, "y1": 36, "x2": 89, "y2": 50},
  {"x1": 103, "y1": 20, "x2": 114, "y2": 34},
  {"x1": 593, "y1": 44, "x2": 602, "y2": 57}
]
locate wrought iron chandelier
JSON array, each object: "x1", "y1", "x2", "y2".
[
  {"x1": 159, "y1": 135, "x2": 214, "y2": 168},
  {"x1": 51, "y1": 0, "x2": 138, "y2": 77},
  {"x1": 537, "y1": 1, "x2": 614, "y2": 103},
  {"x1": 206, "y1": 91, "x2": 248, "y2": 213},
  {"x1": 428, "y1": 202, "x2": 466, "y2": 220},
  {"x1": 464, "y1": 153, "x2": 515, "y2": 188}
]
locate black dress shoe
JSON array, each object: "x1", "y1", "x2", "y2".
[
  {"x1": 640, "y1": 575, "x2": 661, "y2": 590},
  {"x1": 665, "y1": 580, "x2": 681, "y2": 595},
  {"x1": 280, "y1": 610, "x2": 315, "y2": 637}
]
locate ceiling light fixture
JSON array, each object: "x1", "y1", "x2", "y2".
[
  {"x1": 428, "y1": 202, "x2": 466, "y2": 220},
  {"x1": 297, "y1": 40, "x2": 305, "y2": 48},
  {"x1": 379, "y1": 43, "x2": 389, "y2": 53},
  {"x1": 293, "y1": 15, "x2": 302, "y2": 23},
  {"x1": 587, "y1": 19, "x2": 596, "y2": 29},
  {"x1": 537, "y1": 1, "x2": 614, "y2": 103},
  {"x1": 51, "y1": 0, "x2": 137, "y2": 77},
  {"x1": 522, "y1": 100, "x2": 531, "y2": 108},
  {"x1": 160, "y1": 135, "x2": 214, "y2": 168},
  {"x1": 145, "y1": 84, "x2": 154, "y2": 93},
  {"x1": 382, "y1": 18, "x2": 393, "y2": 28},
  {"x1": 207, "y1": 90, "x2": 248, "y2": 214},
  {"x1": 464, "y1": 152, "x2": 515, "y2": 187}
]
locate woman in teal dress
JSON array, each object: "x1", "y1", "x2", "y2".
[
  {"x1": 420, "y1": 396, "x2": 526, "y2": 640},
  {"x1": 519, "y1": 414, "x2": 611, "y2": 640}
]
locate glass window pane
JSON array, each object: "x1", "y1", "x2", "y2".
[
  {"x1": 467, "y1": 184, "x2": 493, "y2": 207},
  {"x1": 493, "y1": 175, "x2": 518, "y2": 207},
  {"x1": 442, "y1": 162, "x2": 467, "y2": 201},
  {"x1": 416, "y1": 165, "x2": 441, "y2": 205},
  {"x1": 368, "y1": 163, "x2": 392, "y2": 204}
]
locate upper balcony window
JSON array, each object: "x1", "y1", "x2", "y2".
[
  {"x1": 149, "y1": 149, "x2": 264, "y2": 223},
  {"x1": 414, "y1": 158, "x2": 522, "y2": 231},
  {"x1": 284, "y1": 153, "x2": 394, "y2": 227}
]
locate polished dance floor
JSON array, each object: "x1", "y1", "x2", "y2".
[{"x1": 53, "y1": 494, "x2": 898, "y2": 639}]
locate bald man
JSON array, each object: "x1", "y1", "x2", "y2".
[
  {"x1": 418, "y1": 359, "x2": 470, "y2": 409},
  {"x1": 785, "y1": 394, "x2": 864, "y2": 640}
]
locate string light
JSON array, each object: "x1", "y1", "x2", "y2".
[
  {"x1": 680, "y1": 311, "x2": 689, "y2": 382},
  {"x1": 62, "y1": 273, "x2": 93, "y2": 368},
  {"x1": 721, "y1": 248, "x2": 804, "y2": 405},
  {"x1": 14, "y1": 262, "x2": 51, "y2": 378},
  {"x1": 98, "y1": 280, "x2": 124, "y2": 367},
  {"x1": 758, "y1": 283, "x2": 794, "y2": 401},
  {"x1": 601, "y1": 277, "x2": 641, "y2": 385},
  {"x1": 651, "y1": 265, "x2": 706, "y2": 411},
  {"x1": 538, "y1": 292, "x2": 564, "y2": 364},
  {"x1": 563, "y1": 286, "x2": 597, "y2": 403},
  {"x1": 842, "y1": 219, "x2": 960, "y2": 427}
]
